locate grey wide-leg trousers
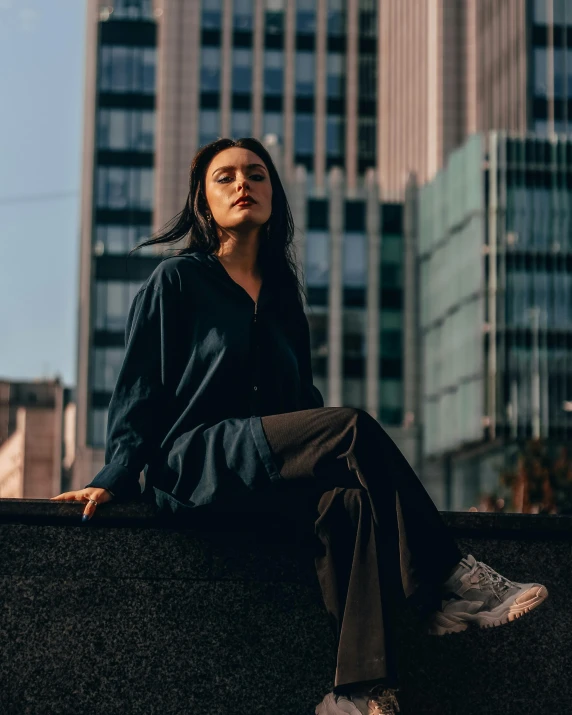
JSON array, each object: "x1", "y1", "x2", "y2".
[{"x1": 258, "y1": 407, "x2": 463, "y2": 692}]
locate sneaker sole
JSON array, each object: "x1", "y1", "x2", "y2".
[{"x1": 427, "y1": 584, "x2": 549, "y2": 636}]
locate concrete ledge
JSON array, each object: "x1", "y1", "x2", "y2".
[{"x1": 1, "y1": 499, "x2": 570, "y2": 715}]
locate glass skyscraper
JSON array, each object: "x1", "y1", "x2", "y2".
[{"x1": 414, "y1": 131, "x2": 572, "y2": 508}]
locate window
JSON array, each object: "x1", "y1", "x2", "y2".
[
  {"x1": 381, "y1": 234, "x2": 402, "y2": 263},
  {"x1": 94, "y1": 225, "x2": 155, "y2": 255},
  {"x1": 345, "y1": 201, "x2": 365, "y2": 232},
  {"x1": 295, "y1": 113, "x2": 314, "y2": 155},
  {"x1": 381, "y1": 264, "x2": 403, "y2": 288},
  {"x1": 110, "y1": 0, "x2": 154, "y2": 19},
  {"x1": 554, "y1": 0, "x2": 567, "y2": 24},
  {"x1": 263, "y1": 112, "x2": 283, "y2": 143},
  {"x1": 94, "y1": 281, "x2": 145, "y2": 332},
  {"x1": 555, "y1": 48, "x2": 565, "y2": 97},
  {"x1": 295, "y1": 51, "x2": 315, "y2": 96},
  {"x1": 199, "y1": 109, "x2": 220, "y2": 146},
  {"x1": 567, "y1": 49, "x2": 572, "y2": 96},
  {"x1": 534, "y1": 47, "x2": 548, "y2": 96},
  {"x1": 232, "y1": 48, "x2": 252, "y2": 93},
  {"x1": 533, "y1": 0, "x2": 572, "y2": 24},
  {"x1": 534, "y1": 120, "x2": 549, "y2": 137},
  {"x1": 358, "y1": 0, "x2": 376, "y2": 37},
  {"x1": 327, "y1": 0, "x2": 345, "y2": 35},
  {"x1": 233, "y1": 0, "x2": 253, "y2": 30},
  {"x1": 379, "y1": 378, "x2": 403, "y2": 410},
  {"x1": 201, "y1": 47, "x2": 221, "y2": 92},
  {"x1": 296, "y1": 0, "x2": 316, "y2": 33},
  {"x1": 306, "y1": 231, "x2": 329, "y2": 287},
  {"x1": 327, "y1": 52, "x2": 344, "y2": 97},
  {"x1": 99, "y1": 46, "x2": 156, "y2": 94},
  {"x1": 266, "y1": 0, "x2": 284, "y2": 33},
  {"x1": 380, "y1": 331, "x2": 402, "y2": 359},
  {"x1": 96, "y1": 167, "x2": 154, "y2": 210},
  {"x1": 97, "y1": 109, "x2": 155, "y2": 151},
  {"x1": 308, "y1": 199, "x2": 328, "y2": 229},
  {"x1": 141, "y1": 48, "x2": 155, "y2": 93},
  {"x1": 90, "y1": 408, "x2": 108, "y2": 448},
  {"x1": 231, "y1": 110, "x2": 252, "y2": 137},
  {"x1": 343, "y1": 232, "x2": 366, "y2": 287},
  {"x1": 264, "y1": 50, "x2": 283, "y2": 94},
  {"x1": 202, "y1": 0, "x2": 222, "y2": 29},
  {"x1": 358, "y1": 54, "x2": 376, "y2": 101},
  {"x1": 358, "y1": 116, "x2": 376, "y2": 159},
  {"x1": 93, "y1": 348, "x2": 126, "y2": 391},
  {"x1": 534, "y1": 0, "x2": 547, "y2": 23},
  {"x1": 326, "y1": 115, "x2": 344, "y2": 157}
]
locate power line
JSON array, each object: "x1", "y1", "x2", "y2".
[{"x1": 0, "y1": 191, "x2": 79, "y2": 206}]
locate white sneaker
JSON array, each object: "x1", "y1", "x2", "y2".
[
  {"x1": 426, "y1": 554, "x2": 549, "y2": 636},
  {"x1": 315, "y1": 692, "x2": 363, "y2": 715},
  {"x1": 315, "y1": 687, "x2": 400, "y2": 715}
]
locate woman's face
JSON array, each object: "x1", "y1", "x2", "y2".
[{"x1": 204, "y1": 147, "x2": 273, "y2": 234}]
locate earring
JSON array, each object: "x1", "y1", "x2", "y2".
[{"x1": 206, "y1": 211, "x2": 212, "y2": 221}]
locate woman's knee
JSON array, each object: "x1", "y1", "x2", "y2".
[{"x1": 352, "y1": 407, "x2": 384, "y2": 433}]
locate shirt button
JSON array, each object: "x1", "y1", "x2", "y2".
[{"x1": 253, "y1": 386, "x2": 258, "y2": 391}]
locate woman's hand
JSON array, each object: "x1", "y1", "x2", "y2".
[{"x1": 50, "y1": 487, "x2": 114, "y2": 521}]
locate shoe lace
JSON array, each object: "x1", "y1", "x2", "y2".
[
  {"x1": 472, "y1": 560, "x2": 514, "y2": 602},
  {"x1": 367, "y1": 686, "x2": 401, "y2": 714}
]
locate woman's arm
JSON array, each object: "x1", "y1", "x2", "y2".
[{"x1": 84, "y1": 274, "x2": 177, "y2": 501}]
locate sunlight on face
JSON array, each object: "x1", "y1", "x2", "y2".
[{"x1": 204, "y1": 147, "x2": 273, "y2": 233}]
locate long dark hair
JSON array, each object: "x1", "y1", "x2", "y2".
[{"x1": 130, "y1": 137, "x2": 308, "y2": 322}]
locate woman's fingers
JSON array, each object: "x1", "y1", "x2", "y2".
[
  {"x1": 50, "y1": 491, "x2": 82, "y2": 501},
  {"x1": 82, "y1": 494, "x2": 99, "y2": 523},
  {"x1": 49, "y1": 488, "x2": 113, "y2": 522}
]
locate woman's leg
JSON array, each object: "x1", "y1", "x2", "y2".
[
  {"x1": 314, "y1": 487, "x2": 400, "y2": 691},
  {"x1": 260, "y1": 406, "x2": 463, "y2": 691}
]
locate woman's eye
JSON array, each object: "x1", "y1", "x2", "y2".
[{"x1": 217, "y1": 174, "x2": 265, "y2": 183}]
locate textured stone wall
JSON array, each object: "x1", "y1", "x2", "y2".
[{"x1": 0, "y1": 500, "x2": 569, "y2": 715}]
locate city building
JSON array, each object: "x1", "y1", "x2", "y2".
[
  {"x1": 0, "y1": 378, "x2": 75, "y2": 498},
  {"x1": 410, "y1": 131, "x2": 572, "y2": 509},
  {"x1": 378, "y1": 0, "x2": 572, "y2": 201},
  {"x1": 75, "y1": 0, "x2": 158, "y2": 487},
  {"x1": 155, "y1": 0, "x2": 377, "y2": 225}
]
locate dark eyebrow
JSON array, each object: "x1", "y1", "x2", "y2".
[{"x1": 211, "y1": 163, "x2": 268, "y2": 177}]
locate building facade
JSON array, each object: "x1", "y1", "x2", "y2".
[
  {"x1": 75, "y1": 0, "x2": 159, "y2": 487},
  {"x1": 154, "y1": 0, "x2": 377, "y2": 228},
  {"x1": 0, "y1": 378, "x2": 75, "y2": 498},
  {"x1": 413, "y1": 131, "x2": 572, "y2": 509},
  {"x1": 377, "y1": 0, "x2": 572, "y2": 201}
]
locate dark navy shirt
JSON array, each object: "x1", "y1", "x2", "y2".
[{"x1": 85, "y1": 251, "x2": 324, "y2": 511}]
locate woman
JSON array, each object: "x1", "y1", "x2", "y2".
[{"x1": 51, "y1": 138, "x2": 549, "y2": 715}]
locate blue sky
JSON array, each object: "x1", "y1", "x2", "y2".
[{"x1": 0, "y1": 0, "x2": 86, "y2": 386}]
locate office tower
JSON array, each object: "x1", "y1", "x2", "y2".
[
  {"x1": 410, "y1": 131, "x2": 572, "y2": 509},
  {"x1": 155, "y1": 0, "x2": 377, "y2": 229},
  {"x1": 378, "y1": 0, "x2": 572, "y2": 201},
  {"x1": 75, "y1": 0, "x2": 159, "y2": 487}
]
